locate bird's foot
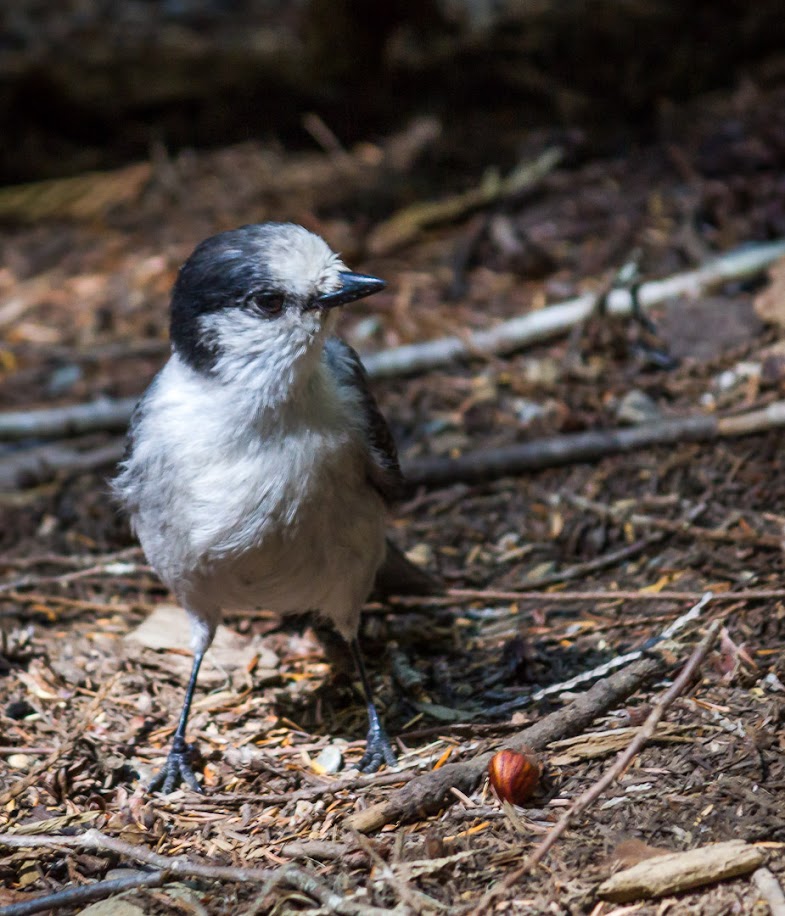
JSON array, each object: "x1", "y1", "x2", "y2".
[
  {"x1": 356, "y1": 715, "x2": 397, "y2": 773},
  {"x1": 147, "y1": 736, "x2": 203, "y2": 794}
]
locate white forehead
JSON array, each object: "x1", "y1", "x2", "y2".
[{"x1": 265, "y1": 225, "x2": 346, "y2": 297}]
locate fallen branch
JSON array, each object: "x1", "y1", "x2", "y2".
[
  {"x1": 0, "y1": 547, "x2": 143, "y2": 595},
  {"x1": 513, "y1": 532, "x2": 665, "y2": 589},
  {"x1": 393, "y1": 587, "x2": 785, "y2": 606},
  {"x1": 403, "y1": 400, "x2": 785, "y2": 488},
  {"x1": 559, "y1": 492, "x2": 784, "y2": 549},
  {"x1": 472, "y1": 618, "x2": 722, "y2": 913},
  {"x1": 0, "y1": 439, "x2": 125, "y2": 491},
  {"x1": 346, "y1": 655, "x2": 663, "y2": 833},
  {"x1": 482, "y1": 592, "x2": 713, "y2": 719},
  {"x1": 9, "y1": 397, "x2": 785, "y2": 493},
  {"x1": 3, "y1": 242, "x2": 783, "y2": 454},
  {"x1": 597, "y1": 840, "x2": 764, "y2": 903},
  {"x1": 0, "y1": 870, "x2": 170, "y2": 916},
  {"x1": 0, "y1": 397, "x2": 137, "y2": 442},
  {"x1": 363, "y1": 239, "x2": 785, "y2": 378},
  {"x1": 0, "y1": 829, "x2": 395, "y2": 916}
]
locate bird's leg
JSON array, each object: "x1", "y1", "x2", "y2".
[
  {"x1": 350, "y1": 639, "x2": 397, "y2": 773},
  {"x1": 148, "y1": 648, "x2": 205, "y2": 794},
  {"x1": 627, "y1": 283, "x2": 679, "y2": 370}
]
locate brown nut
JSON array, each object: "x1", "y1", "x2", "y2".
[{"x1": 488, "y1": 747, "x2": 542, "y2": 806}]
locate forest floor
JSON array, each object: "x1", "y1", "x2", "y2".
[{"x1": 2, "y1": 77, "x2": 785, "y2": 914}]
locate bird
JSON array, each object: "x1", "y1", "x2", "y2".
[{"x1": 113, "y1": 222, "x2": 428, "y2": 793}]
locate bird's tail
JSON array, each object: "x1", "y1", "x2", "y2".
[{"x1": 373, "y1": 539, "x2": 442, "y2": 597}]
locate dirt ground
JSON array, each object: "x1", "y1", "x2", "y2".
[{"x1": 2, "y1": 78, "x2": 785, "y2": 914}]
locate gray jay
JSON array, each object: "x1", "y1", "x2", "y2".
[{"x1": 114, "y1": 222, "x2": 420, "y2": 793}]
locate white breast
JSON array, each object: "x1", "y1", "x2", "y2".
[{"x1": 120, "y1": 354, "x2": 386, "y2": 640}]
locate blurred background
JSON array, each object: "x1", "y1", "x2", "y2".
[{"x1": 3, "y1": 0, "x2": 785, "y2": 183}]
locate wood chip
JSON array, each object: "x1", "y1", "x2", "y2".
[{"x1": 597, "y1": 840, "x2": 765, "y2": 902}]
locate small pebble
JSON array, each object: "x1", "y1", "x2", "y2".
[
  {"x1": 8, "y1": 754, "x2": 30, "y2": 769},
  {"x1": 313, "y1": 744, "x2": 343, "y2": 775}
]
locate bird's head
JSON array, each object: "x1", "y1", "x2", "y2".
[{"x1": 169, "y1": 223, "x2": 385, "y2": 387}]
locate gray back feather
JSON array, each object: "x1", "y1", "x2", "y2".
[{"x1": 323, "y1": 338, "x2": 405, "y2": 504}]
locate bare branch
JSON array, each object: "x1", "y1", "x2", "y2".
[
  {"x1": 347, "y1": 656, "x2": 663, "y2": 834},
  {"x1": 0, "y1": 830, "x2": 397, "y2": 916},
  {"x1": 363, "y1": 239, "x2": 785, "y2": 378},
  {"x1": 471, "y1": 618, "x2": 722, "y2": 913},
  {"x1": 403, "y1": 401, "x2": 785, "y2": 488},
  {"x1": 0, "y1": 870, "x2": 169, "y2": 916},
  {"x1": 0, "y1": 397, "x2": 138, "y2": 442}
]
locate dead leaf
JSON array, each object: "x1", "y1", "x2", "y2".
[
  {"x1": 124, "y1": 605, "x2": 278, "y2": 688},
  {"x1": 611, "y1": 837, "x2": 672, "y2": 868}
]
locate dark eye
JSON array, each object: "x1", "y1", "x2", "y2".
[{"x1": 245, "y1": 291, "x2": 286, "y2": 317}]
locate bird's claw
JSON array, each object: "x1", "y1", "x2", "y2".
[
  {"x1": 147, "y1": 736, "x2": 203, "y2": 794},
  {"x1": 356, "y1": 721, "x2": 397, "y2": 773}
]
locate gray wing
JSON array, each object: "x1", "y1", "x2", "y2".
[{"x1": 323, "y1": 337, "x2": 405, "y2": 503}]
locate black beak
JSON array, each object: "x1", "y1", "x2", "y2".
[{"x1": 316, "y1": 271, "x2": 386, "y2": 310}]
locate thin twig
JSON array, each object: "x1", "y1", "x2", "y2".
[
  {"x1": 0, "y1": 870, "x2": 170, "y2": 916},
  {"x1": 438, "y1": 587, "x2": 785, "y2": 604},
  {"x1": 0, "y1": 397, "x2": 138, "y2": 442},
  {"x1": 347, "y1": 656, "x2": 664, "y2": 833},
  {"x1": 367, "y1": 147, "x2": 563, "y2": 256},
  {"x1": 2, "y1": 241, "x2": 783, "y2": 456},
  {"x1": 0, "y1": 548, "x2": 144, "y2": 595},
  {"x1": 516, "y1": 533, "x2": 665, "y2": 589},
  {"x1": 0, "y1": 830, "x2": 395, "y2": 916},
  {"x1": 363, "y1": 239, "x2": 785, "y2": 377},
  {"x1": 482, "y1": 592, "x2": 714, "y2": 718},
  {"x1": 403, "y1": 401, "x2": 785, "y2": 488},
  {"x1": 470, "y1": 618, "x2": 722, "y2": 914},
  {"x1": 0, "y1": 591, "x2": 136, "y2": 615},
  {"x1": 0, "y1": 439, "x2": 125, "y2": 490},
  {"x1": 560, "y1": 492, "x2": 783, "y2": 549}
]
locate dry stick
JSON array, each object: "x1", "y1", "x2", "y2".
[
  {"x1": 0, "y1": 546, "x2": 143, "y2": 573},
  {"x1": 481, "y1": 592, "x2": 713, "y2": 719},
  {"x1": 512, "y1": 532, "x2": 665, "y2": 589},
  {"x1": 0, "y1": 438, "x2": 125, "y2": 490},
  {"x1": 391, "y1": 587, "x2": 785, "y2": 607},
  {"x1": 0, "y1": 830, "x2": 395, "y2": 916},
  {"x1": 0, "y1": 745, "x2": 75, "y2": 808},
  {"x1": 440, "y1": 588, "x2": 785, "y2": 605},
  {"x1": 0, "y1": 547, "x2": 144, "y2": 595},
  {"x1": 0, "y1": 870, "x2": 170, "y2": 916},
  {"x1": 0, "y1": 676, "x2": 118, "y2": 807},
  {"x1": 469, "y1": 618, "x2": 722, "y2": 915},
  {"x1": 559, "y1": 492, "x2": 784, "y2": 549},
  {"x1": 403, "y1": 401, "x2": 785, "y2": 488},
  {"x1": 8, "y1": 398, "x2": 785, "y2": 496},
  {"x1": 0, "y1": 397, "x2": 138, "y2": 442},
  {"x1": 363, "y1": 239, "x2": 785, "y2": 378},
  {"x1": 347, "y1": 655, "x2": 663, "y2": 833},
  {"x1": 0, "y1": 592, "x2": 136, "y2": 616},
  {"x1": 2, "y1": 240, "x2": 783, "y2": 450},
  {"x1": 752, "y1": 867, "x2": 785, "y2": 916}
]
